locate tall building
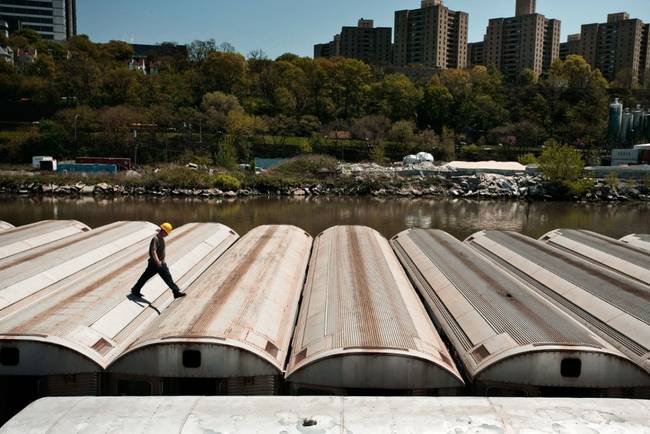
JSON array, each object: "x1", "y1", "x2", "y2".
[
  {"x1": 0, "y1": 0, "x2": 76, "y2": 41},
  {"x1": 579, "y1": 13, "x2": 650, "y2": 85},
  {"x1": 559, "y1": 34, "x2": 581, "y2": 60},
  {"x1": 481, "y1": 0, "x2": 560, "y2": 81},
  {"x1": 467, "y1": 41, "x2": 485, "y2": 67},
  {"x1": 393, "y1": 0, "x2": 468, "y2": 69},
  {"x1": 314, "y1": 19, "x2": 391, "y2": 66},
  {"x1": 516, "y1": 0, "x2": 536, "y2": 17}
]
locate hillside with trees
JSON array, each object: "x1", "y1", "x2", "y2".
[{"x1": 1, "y1": 30, "x2": 647, "y2": 166}]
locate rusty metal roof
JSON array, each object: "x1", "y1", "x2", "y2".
[
  {"x1": 110, "y1": 225, "x2": 311, "y2": 378},
  {"x1": 0, "y1": 220, "x2": 90, "y2": 260},
  {"x1": 620, "y1": 234, "x2": 650, "y2": 253},
  {"x1": 286, "y1": 226, "x2": 463, "y2": 390},
  {"x1": 541, "y1": 229, "x2": 650, "y2": 286},
  {"x1": 0, "y1": 221, "x2": 14, "y2": 231},
  {"x1": 0, "y1": 223, "x2": 238, "y2": 375},
  {"x1": 466, "y1": 230, "x2": 650, "y2": 375},
  {"x1": 0, "y1": 221, "x2": 158, "y2": 313},
  {"x1": 392, "y1": 229, "x2": 649, "y2": 388}
]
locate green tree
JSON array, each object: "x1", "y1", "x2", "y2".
[
  {"x1": 199, "y1": 51, "x2": 246, "y2": 95},
  {"x1": 388, "y1": 121, "x2": 415, "y2": 152},
  {"x1": 538, "y1": 140, "x2": 588, "y2": 194},
  {"x1": 370, "y1": 73, "x2": 422, "y2": 121},
  {"x1": 329, "y1": 58, "x2": 371, "y2": 119}
]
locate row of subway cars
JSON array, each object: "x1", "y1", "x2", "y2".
[{"x1": 0, "y1": 219, "x2": 648, "y2": 408}]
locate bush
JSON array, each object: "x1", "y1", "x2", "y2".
[
  {"x1": 146, "y1": 167, "x2": 208, "y2": 189},
  {"x1": 538, "y1": 140, "x2": 585, "y2": 194},
  {"x1": 518, "y1": 153, "x2": 538, "y2": 165},
  {"x1": 252, "y1": 173, "x2": 302, "y2": 191},
  {"x1": 605, "y1": 172, "x2": 620, "y2": 188},
  {"x1": 211, "y1": 173, "x2": 241, "y2": 191},
  {"x1": 271, "y1": 155, "x2": 337, "y2": 177}
]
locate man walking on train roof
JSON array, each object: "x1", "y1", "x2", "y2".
[{"x1": 130, "y1": 223, "x2": 186, "y2": 299}]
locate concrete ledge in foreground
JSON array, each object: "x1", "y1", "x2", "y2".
[{"x1": 2, "y1": 396, "x2": 649, "y2": 433}]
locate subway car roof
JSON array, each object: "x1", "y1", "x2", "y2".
[
  {"x1": 0, "y1": 219, "x2": 89, "y2": 260},
  {"x1": 541, "y1": 229, "x2": 650, "y2": 285},
  {"x1": 286, "y1": 226, "x2": 463, "y2": 390},
  {"x1": 110, "y1": 225, "x2": 312, "y2": 379},
  {"x1": 392, "y1": 229, "x2": 650, "y2": 389},
  {"x1": 466, "y1": 230, "x2": 650, "y2": 375},
  {"x1": 0, "y1": 221, "x2": 14, "y2": 232},
  {"x1": 0, "y1": 223, "x2": 238, "y2": 374},
  {"x1": 620, "y1": 233, "x2": 650, "y2": 253}
]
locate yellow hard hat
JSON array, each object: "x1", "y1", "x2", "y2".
[{"x1": 160, "y1": 223, "x2": 173, "y2": 234}]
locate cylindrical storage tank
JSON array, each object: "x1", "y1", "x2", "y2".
[
  {"x1": 286, "y1": 226, "x2": 464, "y2": 394},
  {"x1": 540, "y1": 229, "x2": 650, "y2": 286},
  {"x1": 392, "y1": 229, "x2": 650, "y2": 395},
  {"x1": 109, "y1": 225, "x2": 312, "y2": 396},
  {"x1": 643, "y1": 112, "x2": 650, "y2": 142},
  {"x1": 466, "y1": 230, "x2": 650, "y2": 377},
  {"x1": 0, "y1": 221, "x2": 14, "y2": 232},
  {"x1": 0, "y1": 223, "x2": 237, "y2": 391},
  {"x1": 632, "y1": 104, "x2": 643, "y2": 138},
  {"x1": 608, "y1": 98, "x2": 623, "y2": 143},
  {"x1": 620, "y1": 234, "x2": 650, "y2": 253},
  {"x1": 0, "y1": 220, "x2": 89, "y2": 260},
  {"x1": 0, "y1": 221, "x2": 159, "y2": 312},
  {"x1": 620, "y1": 108, "x2": 633, "y2": 145}
]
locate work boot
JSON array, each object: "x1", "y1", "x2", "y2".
[
  {"x1": 173, "y1": 292, "x2": 187, "y2": 299},
  {"x1": 130, "y1": 291, "x2": 143, "y2": 298}
]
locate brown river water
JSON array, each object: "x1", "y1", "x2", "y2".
[{"x1": 1, "y1": 195, "x2": 648, "y2": 241}]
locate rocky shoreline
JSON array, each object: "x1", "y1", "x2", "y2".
[{"x1": 1, "y1": 172, "x2": 648, "y2": 201}]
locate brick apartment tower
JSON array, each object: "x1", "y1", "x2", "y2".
[
  {"x1": 314, "y1": 19, "x2": 392, "y2": 66},
  {"x1": 481, "y1": 0, "x2": 560, "y2": 81},
  {"x1": 516, "y1": 0, "x2": 536, "y2": 17},
  {"x1": 580, "y1": 13, "x2": 650, "y2": 85},
  {"x1": 393, "y1": 0, "x2": 468, "y2": 69}
]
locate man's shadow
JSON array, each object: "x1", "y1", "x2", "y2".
[{"x1": 126, "y1": 294, "x2": 161, "y2": 315}]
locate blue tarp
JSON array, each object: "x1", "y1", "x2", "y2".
[{"x1": 57, "y1": 163, "x2": 118, "y2": 174}]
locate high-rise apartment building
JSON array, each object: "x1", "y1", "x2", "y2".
[
  {"x1": 0, "y1": 0, "x2": 76, "y2": 40},
  {"x1": 393, "y1": 0, "x2": 468, "y2": 69},
  {"x1": 559, "y1": 34, "x2": 581, "y2": 61},
  {"x1": 579, "y1": 13, "x2": 650, "y2": 85},
  {"x1": 480, "y1": 0, "x2": 560, "y2": 81},
  {"x1": 467, "y1": 41, "x2": 485, "y2": 67},
  {"x1": 516, "y1": 0, "x2": 536, "y2": 17},
  {"x1": 314, "y1": 19, "x2": 391, "y2": 66}
]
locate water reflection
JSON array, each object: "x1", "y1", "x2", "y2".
[{"x1": 1, "y1": 195, "x2": 648, "y2": 240}]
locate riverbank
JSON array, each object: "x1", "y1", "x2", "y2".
[
  {"x1": 1, "y1": 172, "x2": 649, "y2": 201},
  {"x1": 1, "y1": 158, "x2": 649, "y2": 201}
]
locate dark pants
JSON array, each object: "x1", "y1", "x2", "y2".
[{"x1": 131, "y1": 260, "x2": 181, "y2": 295}]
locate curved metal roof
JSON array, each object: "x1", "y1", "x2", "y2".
[
  {"x1": 0, "y1": 220, "x2": 89, "y2": 260},
  {"x1": 0, "y1": 221, "x2": 158, "y2": 313},
  {"x1": 620, "y1": 234, "x2": 650, "y2": 253},
  {"x1": 0, "y1": 223, "x2": 238, "y2": 374},
  {"x1": 392, "y1": 229, "x2": 649, "y2": 388},
  {"x1": 466, "y1": 230, "x2": 650, "y2": 375},
  {"x1": 541, "y1": 229, "x2": 650, "y2": 285},
  {"x1": 110, "y1": 225, "x2": 312, "y2": 378},
  {"x1": 4, "y1": 396, "x2": 649, "y2": 433},
  {"x1": 286, "y1": 226, "x2": 463, "y2": 390},
  {"x1": 0, "y1": 221, "x2": 14, "y2": 231}
]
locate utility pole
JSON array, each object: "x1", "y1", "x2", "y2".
[{"x1": 73, "y1": 114, "x2": 79, "y2": 147}]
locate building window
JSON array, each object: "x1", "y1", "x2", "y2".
[
  {"x1": 0, "y1": 347, "x2": 19, "y2": 366},
  {"x1": 561, "y1": 358, "x2": 581, "y2": 378},
  {"x1": 183, "y1": 350, "x2": 201, "y2": 368}
]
